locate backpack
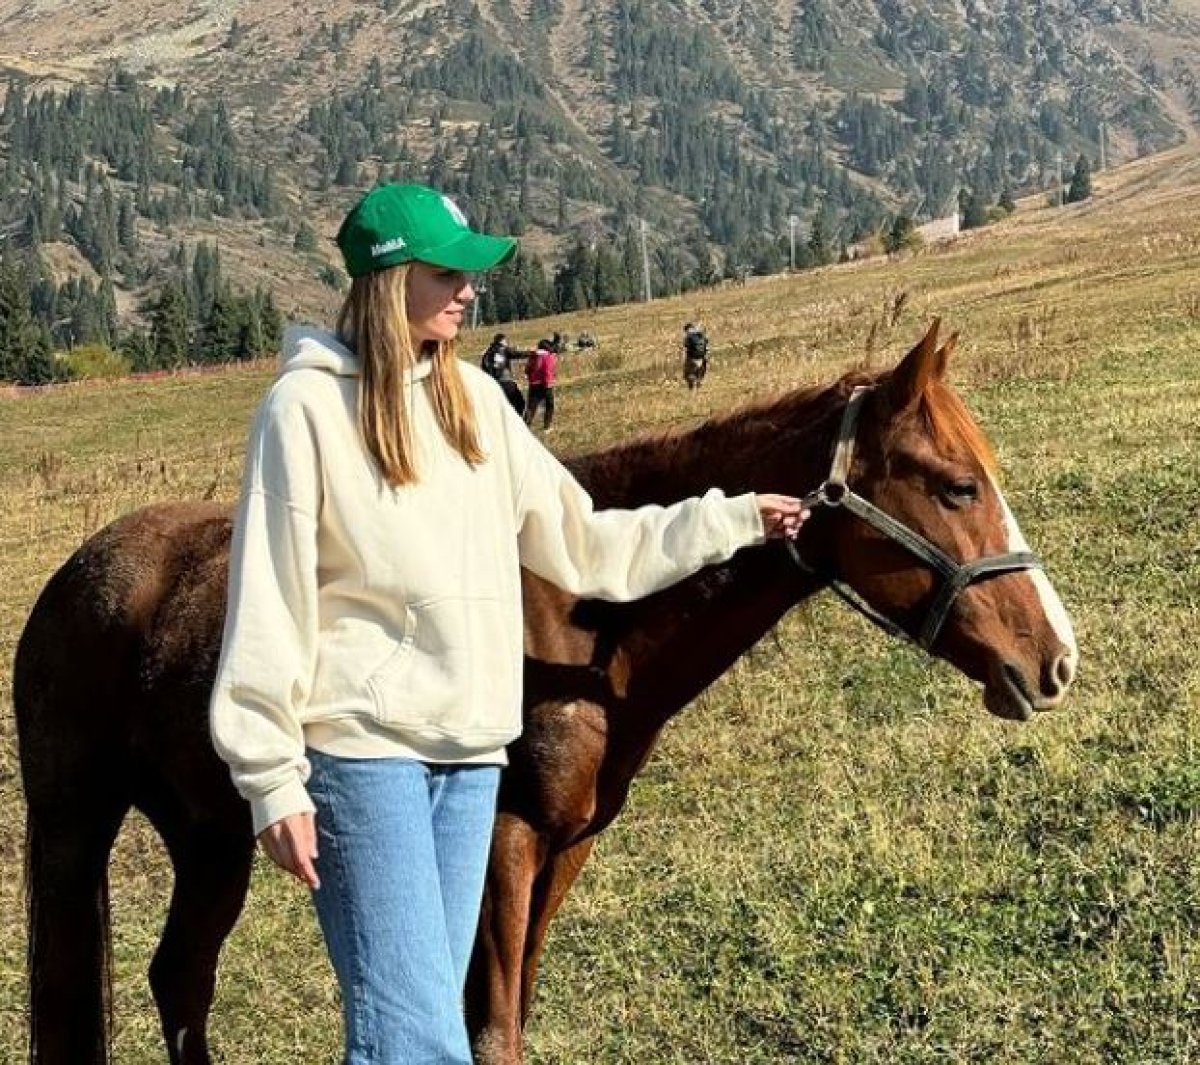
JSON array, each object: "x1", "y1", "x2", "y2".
[
  {"x1": 685, "y1": 330, "x2": 708, "y2": 360},
  {"x1": 481, "y1": 343, "x2": 505, "y2": 377}
]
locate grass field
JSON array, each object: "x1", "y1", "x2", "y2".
[{"x1": 1, "y1": 145, "x2": 1199, "y2": 1063}]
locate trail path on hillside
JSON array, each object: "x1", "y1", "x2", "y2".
[
  {"x1": 544, "y1": 0, "x2": 612, "y2": 128},
  {"x1": 473, "y1": 0, "x2": 593, "y2": 143}
]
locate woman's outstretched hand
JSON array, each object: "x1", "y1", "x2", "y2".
[
  {"x1": 756, "y1": 494, "x2": 810, "y2": 540},
  {"x1": 259, "y1": 812, "x2": 321, "y2": 890}
]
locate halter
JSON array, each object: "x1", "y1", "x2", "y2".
[{"x1": 785, "y1": 386, "x2": 1042, "y2": 651}]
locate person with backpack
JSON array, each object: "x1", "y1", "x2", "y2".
[
  {"x1": 480, "y1": 332, "x2": 526, "y2": 417},
  {"x1": 524, "y1": 337, "x2": 558, "y2": 431},
  {"x1": 480, "y1": 333, "x2": 507, "y2": 379},
  {"x1": 683, "y1": 322, "x2": 709, "y2": 390}
]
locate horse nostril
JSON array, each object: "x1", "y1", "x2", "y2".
[{"x1": 1045, "y1": 648, "x2": 1076, "y2": 698}]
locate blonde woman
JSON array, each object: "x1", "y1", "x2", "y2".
[{"x1": 209, "y1": 184, "x2": 807, "y2": 1063}]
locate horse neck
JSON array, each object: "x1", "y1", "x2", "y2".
[
  {"x1": 571, "y1": 382, "x2": 846, "y2": 509},
  {"x1": 573, "y1": 382, "x2": 851, "y2": 720}
]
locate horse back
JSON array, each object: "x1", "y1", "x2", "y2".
[{"x1": 15, "y1": 501, "x2": 237, "y2": 811}]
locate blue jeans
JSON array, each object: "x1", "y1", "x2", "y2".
[{"x1": 306, "y1": 750, "x2": 501, "y2": 1064}]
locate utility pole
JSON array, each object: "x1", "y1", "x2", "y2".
[
  {"x1": 639, "y1": 218, "x2": 652, "y2": 302},
  {"x1": 1057, "y1": 151, "x2": 1064, "y2": 206},
  {"x1": 471, "y1": 284, "x2": 484, "y2": 331},
  {"x1": 1099, "y1": 121, "x2": 1108, "y2": 171},
  {"x1": 788, "y1": 214, "x2": 798, "y2": 271}
]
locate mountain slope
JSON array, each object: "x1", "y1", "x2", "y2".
[{"x1": 0, "y1": 0, "x2": 1198, "y2": 330}]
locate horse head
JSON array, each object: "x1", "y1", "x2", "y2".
[{"x1": 799, "y1": 320, "x2": 1078, "y2": 720}]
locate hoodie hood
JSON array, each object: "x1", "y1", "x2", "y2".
[
  {"x1": 279, "y1": 324, "x2": 437, "y2": 383},
  {"x1": 280, "y1": 324, "x2": 360, "y2": 376}
]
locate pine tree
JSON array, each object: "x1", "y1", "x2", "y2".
[
  {"x1": 294, "y1": 220, "x2": 318, "y2": 253},
  {"x1": 257, "y1": 287, "x2": 283, "y2": 352},
  {"x1": 0, "y1": 261, "x2": 52, "y2": 382},
  {"x1": 191, "y1": 242, "x2": 221, "y2": 318},
  {"x1": 198, "y1": 285, "x2": 244, "y2": 362},
  {"x1": 121, "y1": 326, "x2": 157, "y2": 372},
  {"x1": 150, "y1": 281, "x2": 192, "y2": 368},
  {"x1": 1066, "y1": 154, "x2": 1093, "y2": 203},
  {"x1": 239, "y1": 300, "x2": 264, "y2": 359},
  {"x1": 960, "y1": 189, "x2": 989, "y2": 229},
  {"x1": 683, "y1": 230, "x2": 717, "y2": 288},
  {"x1": 886, "y1": 213, "x2": 919, "y2": 253},
  {"x1": 68, "y1": 280, "x2": 104, "y2": 348},
  {"x1": 17, "y1": 328, "x2": 55, "y2": 384},
  {"x1": 99, "y1": 278, "x2": 119, "y2": 340},
  {"x1": 808, "y1": 211, "x2": 833, "y2": 266},
  {"x1": 593, "y1": 246, "x2": 632, "y2": 306},
  {"x1": 117, "y1": 192, "x2": 139, "y2": 254}
]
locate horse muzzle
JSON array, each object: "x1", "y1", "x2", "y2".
[{"x1": 984, "y1": 647, "x2": 1077, "y2": 721}]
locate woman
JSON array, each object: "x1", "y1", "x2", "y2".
[
  {"x1": 523, "y1": 336, "x2": 557, "y2": 431},
  {"x1": 209, "y1": 183, "x2": 806, "y2": 1064}
]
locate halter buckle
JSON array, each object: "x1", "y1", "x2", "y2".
[{"x1": 802, "y1": 481, "x2": 849, "y2": 511}]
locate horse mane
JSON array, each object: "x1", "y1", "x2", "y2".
[
  {"x1": 569, "y1": 365, "x2": 998, "y2": 505},
  {"x1": 568, "y1": 370, "x2": 875, "y2": 507}
]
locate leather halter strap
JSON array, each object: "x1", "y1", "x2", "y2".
[{"x1": 786, "y1": 386, "x2": 1041, "y2": 651}]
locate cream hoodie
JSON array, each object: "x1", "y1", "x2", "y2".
[{"x1": 210, "y1": 326, "x2": 765, "y2": 834}]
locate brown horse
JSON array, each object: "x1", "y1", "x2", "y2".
[{"x1": 15, "y1": 322, "x2": 1077, "y2": 1064}]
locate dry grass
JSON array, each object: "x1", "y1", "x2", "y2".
[{"x1": 1, "y1": 146, "x2": 1200, "y2": 1062}]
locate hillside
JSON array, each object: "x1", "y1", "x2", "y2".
[
  {"x1": 1, "y1": 139, "x2": 1199, "y2": 1062},
  {"x1": 0, "y1": 0, "x2": 1198, "y2": 336}
]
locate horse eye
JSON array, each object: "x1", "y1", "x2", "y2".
[{"x1": 943, "y1": 479, "x2": 979, "y2": 506}]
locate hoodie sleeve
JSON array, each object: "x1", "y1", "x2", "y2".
[
  {"x1": 508, "y1": 411, "x2": 765, "y2": 601},
  {"x1": 210, "y1": 393, "x2": 323, "y2": 836}
]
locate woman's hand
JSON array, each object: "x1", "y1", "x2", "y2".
[
  {"x1": 259, "y1": 812, "x2": 321, "y2": 890},
  {"x1": 756, "y1": 494, "x2": 810, "y2": 540}
]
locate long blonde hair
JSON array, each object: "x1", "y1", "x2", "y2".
[{"x1": 337, "y1": 263, "x2": 484, "y2": 486}]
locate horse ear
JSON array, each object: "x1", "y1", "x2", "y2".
[
  {"x1": 935, "y1": 331, "x2": 959, "y2": 371},
  {"x1": 887, "y1": 319, "x2": 947, "y2": 410}
]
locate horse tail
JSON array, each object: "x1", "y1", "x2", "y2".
[
  {"x1": 16, "y1": 568, "x2": 126, "y2": 1065},
  {"x1": 24, "y1": 809, "x2": 116, "y2": 1065}
]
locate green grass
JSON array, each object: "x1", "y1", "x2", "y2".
[{"x1": 1, "y1": 151, "x2": 1199, "y2": 1062}]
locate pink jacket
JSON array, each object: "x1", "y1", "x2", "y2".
[{"x1": 526, "y1": 348, "x2": 558, "y2": 387}]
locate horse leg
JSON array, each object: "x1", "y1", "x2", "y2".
[
  {"x1": 519, "y1": 836, "x2": 596, "y2": 1023},
  {"x1": 25, "y1": 794, "x2": 129, "y2": 1065},
  {"x1": 467, "y1": 815, "x2": 545, "y2": 1065},
  {"x1": 467, "y1": 828, "x2": 599, "y2": 1065},
  {"x1": 143, "y1": 812, "x2": 255, "y2": 1065}
]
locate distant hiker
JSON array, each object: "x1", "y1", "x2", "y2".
[
  {"x1": 550, "y1": 331, "x2": 565, "y2": 354},
  {"x1": 682, "y1": 322, "x2": 709, "y2": 390},
  {"x1": 480, "y1": 333, "x2": 508, "y2": 379},
  {"x1": 480, "y1": 332, "x2": 526, "y2": 416},
  {"x1": 524, "y1": 338, "x2": 558, "y2": 431},
  {"x1": 575, "y1": 332, "x2": 597, "y2": 351}
]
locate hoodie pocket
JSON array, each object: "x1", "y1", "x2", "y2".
[
  {"x1": 364, "y1": 605, "x2": 417, "y2": 706},
  {"x1": 365, "y1": 597, "x2": 518, "y2": 745}
]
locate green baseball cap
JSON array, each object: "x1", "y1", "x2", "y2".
[{"x1": 336, "y1": 184, "x2": 518, "y2": 278}]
